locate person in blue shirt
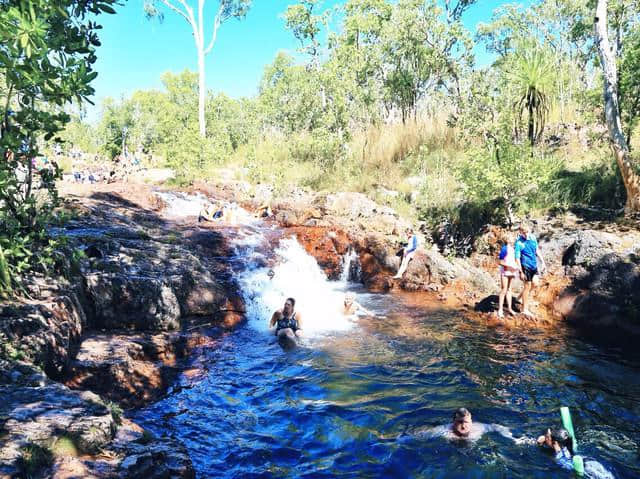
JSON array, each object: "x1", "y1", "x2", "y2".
[
  {"x1": 393, "y1": 228, "x2": 419, "y2": 279},
  {"x1": 514, "y1": 225, "x2": 546, "y2": 318}
]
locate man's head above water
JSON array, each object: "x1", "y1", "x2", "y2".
[{"x1": 452, "y1": 408, "x2": 472, "y2": 437}]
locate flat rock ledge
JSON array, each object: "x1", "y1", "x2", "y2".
[{"x1": 0, "y1": 363, "x2": 193, "y2": 478}]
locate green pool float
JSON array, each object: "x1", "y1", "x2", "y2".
[{"x1": 560, "y1": 406, "x2": 585, "y2": 476}]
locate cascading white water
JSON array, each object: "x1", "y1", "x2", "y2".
[
  {"x1": 236, "y1": 236, "x2": 354, "y2": 335},
  {"x1": 154, "y1": 191, "x2": 257, "y2": 224},
  {"x1": 340, "y1": 248, "x2": 361, "y2": 283},
  {"x1": 155, "y1": 190, "x2": 357, "y2": 336},
  {"x1": 155, "y1": 191, "x2": 209, "y2": 218}
]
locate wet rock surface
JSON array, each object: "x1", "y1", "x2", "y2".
[{"x1": 1, "y1": 186, "x2": 248, "y2": 477}]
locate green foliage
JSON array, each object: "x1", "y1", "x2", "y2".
[
  {"x1": 458, "y1": 141, "x2": 560, "y2": 222},
  {"x1": 620, "y1": 26, "x2": 640, "y2": 146},
  {"x1": 0, "y1": 0, "x2": 116, "y2": 294},
  {"x1": 544, "y1": 160, "x2": 626, "y2": 210},
  {"x1": 105, "y1": 401, "x2": 123, "y2": 426},
  {"x1": 510, "y1": 44, "x2": 554, "y2": 145},
  {"x1": 17, "y1": 443, "x2": 54, "y2": 478}
]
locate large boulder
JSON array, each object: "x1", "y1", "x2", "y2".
[
  {"x1": 555, "y1": 252, "x2": 640, "y2": 335},
  {"x1": 85, "y1": 273, "x2": 181, "y2": 331},
  {"x1": 0, "y1": 380, "x2": 115, "y2": 478},
  {"x1": 65, "y1": 333, "x2": 196, "y2": 408},
  {"x1": 0, "y1": 294, "x2": 85, "y2": 378}
]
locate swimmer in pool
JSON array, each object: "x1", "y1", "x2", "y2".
[
  {"x1": 270, "y1": 297, "x2": 303, "y2": 343},
  {"x1": 342, "y1": 292, "x2": 372, "y2": 316},
  {"x1": 537, "y1": 427, "x2": 615, "y2": 479},
  {"x1": 416, "y1": 407, "x2": 523, "y2": 442}
]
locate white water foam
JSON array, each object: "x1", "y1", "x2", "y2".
[
  {"x1": 236, "y1": 236, "x2": 354, "y2": 336},
  {"x1": 155, "y1": 191, "x2": 257, "y2": 225}
]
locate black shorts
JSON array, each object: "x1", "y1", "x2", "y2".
[{"x1": 522, "y1": 266, "x2": 538, "y2": 282}]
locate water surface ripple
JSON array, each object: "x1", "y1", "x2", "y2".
[{"x1": 135, "y1": 299, "x2": 640, "y2": 478}]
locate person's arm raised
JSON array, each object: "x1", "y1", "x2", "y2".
[{"x1": 269, "y1": 311, "x2": 279, "y2": 329}]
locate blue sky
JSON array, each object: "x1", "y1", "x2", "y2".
[{"x1": 88, "y1": 1, "x2": 520, "y2": 119}]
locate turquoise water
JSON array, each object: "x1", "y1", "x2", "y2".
[{"x1": 135, "y1": 293, "x2": 640, "y2": 478}]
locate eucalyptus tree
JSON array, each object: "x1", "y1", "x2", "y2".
[
  {"x1": 379, "y1": 0, "x2": 473, "y2": 123},
  {"x1": 144, "y1": 0, "x2": 251, "y2": 138},
  {"x1": 594, "y1": 0, "x2": 640, "y2": 212}
]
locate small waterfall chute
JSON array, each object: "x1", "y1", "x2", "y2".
[
  {"x1": 340, "y1": 247, "x2": 362, "y2": 284},
  {"x1": 236, "y1": 236, "x2": 354, "y2": 335}
]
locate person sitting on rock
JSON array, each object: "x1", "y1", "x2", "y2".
[
  {"x1": 255, "y1": 202, "x2": 273, "y2": 218},
  {"x1": 342, "y1": 292, "x2": 372, "y2": 317},
  {"x1": 497, "y1": 232, "x2": 519, "y2": 319},
  {"x1": 393, "y1": 228, "x2": 419, "y2": 279},
  {"x1": 270, "y1": 297, "x2": 303, "y2": 342},
  {"x1": 198, "y1": 201, "x2": 223, "y2": 222}
]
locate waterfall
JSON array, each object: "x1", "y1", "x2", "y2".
[
  {"x1": 155, "y1": 191, "x2": 356, "y2": 336},
  {"x1": 235, "y1": 236, "x2": 354, "y2": 335},
  {"x1": 339, "y1": 248, "x2": 361, "y2": 283}
]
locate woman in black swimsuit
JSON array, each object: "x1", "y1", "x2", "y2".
[{"x1": 270, "y1": 298, "x2": 304, "y2": 343}]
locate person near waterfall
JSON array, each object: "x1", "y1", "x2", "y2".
[
  {"x1": 342, "y1": 292, "x2": 372, "y2": 316},
  {"x1": 393, "y1": 228, "x2": 419, "y2": 279},
  {"x1": 270, "y1": 297, "x2": 303, "y2": 342}
]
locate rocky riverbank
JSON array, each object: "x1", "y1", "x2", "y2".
[
  {"x1": 2, "y1": 179, "x2": 639, "y2": 477},
  {"x1": 193, "y1": 179, "x2": 640, "y2": 337},
  {"x1": 1, "y1": 185, "x2": 245, "y2": 478}
]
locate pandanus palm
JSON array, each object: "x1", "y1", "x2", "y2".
[{"x1": 511, "y1": 47, "x2": 553, "y2": 146}]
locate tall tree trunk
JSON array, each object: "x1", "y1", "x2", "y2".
[
  {"x1": 594, "y1": 0, "x2": 640, "y2": 212},
  {"x1": 198, "y1": 48, "x2": 206, "y2": 138},
  {"x1": 528, "y1": 99, "x2": 535, "y2": 146}
]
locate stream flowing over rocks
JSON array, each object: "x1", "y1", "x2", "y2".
[
  {"x1": 1, "y1": 188, "x2": 245, "y2": 478},
  {"x1": 2, "y1": 181, "x2": 639, "y2": 478}
]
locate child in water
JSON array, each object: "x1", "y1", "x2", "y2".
[{"x1": 537, "y1": 428, "x2": 615, "y2": 479}]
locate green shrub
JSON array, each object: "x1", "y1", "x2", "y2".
[
  {"x1": 542, "y1": 159, "x2": 625, "y2": 210},
  {"x1": 17, "y1": 443, "x2": 53, "y2": 478},
  {"x1": 457, "y1": 141, "x2": 560, "y2": 223}
]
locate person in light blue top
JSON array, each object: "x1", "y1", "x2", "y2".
[
  {"x1": 393, "y1": 228, "x2": 419, "y2": 279},
  {"x1": 514, "y1": 224, "x2": 546, "y2": 318}
]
